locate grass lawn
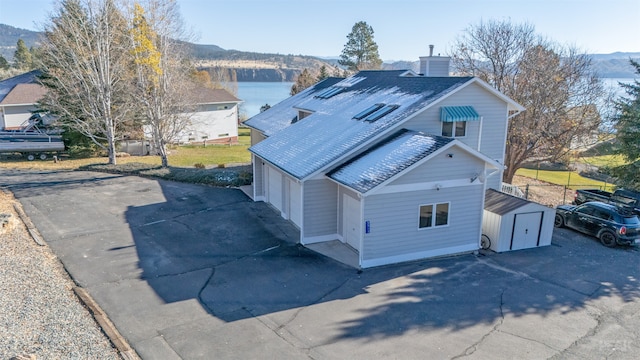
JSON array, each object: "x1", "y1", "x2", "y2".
[
  {"x1": 576, "y1": 154, "x2": 629, "y2": 168},
  {"x1": 515, "y1": 168, "x2": 616, "y2": 192},
  {"x1": 0, "y1": 128, "x2": 252, "y2": 171}
]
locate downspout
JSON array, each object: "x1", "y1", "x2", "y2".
[{"x1": 477, "y1": 116, "x2": 483, "y2": 151}]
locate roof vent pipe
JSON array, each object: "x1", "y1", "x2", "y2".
[{"x1": 429, "y1": 44, "x2": 434, "y2": 57}]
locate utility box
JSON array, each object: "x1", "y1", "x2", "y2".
[{"x1": 482, "y1": 189, "x2": 555, "y2": 252}]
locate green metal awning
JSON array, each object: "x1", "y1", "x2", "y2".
[{"x1": 440, "y1": 106, "x2": 481, "y2": 122}]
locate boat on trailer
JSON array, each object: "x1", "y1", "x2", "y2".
[{"x1": 0, "y1": 131, "x2": 65, "y2": 160}]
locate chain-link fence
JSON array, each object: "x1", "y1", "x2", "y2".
[{"x1": 512, "y1": 183, "x2": 616, "y2": 207}]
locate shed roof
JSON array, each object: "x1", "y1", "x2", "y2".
[
  {"x1": 484, "y1": 188, "x2": 543, "y2": 215},
  {"x1": 327, "y1": 129, "x2": 453, "y2": 193},
  {"x1": 247, "y1": 71, "x2": 475, "y2": 180}
]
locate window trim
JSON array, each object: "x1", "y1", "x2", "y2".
[
  {"x1": 418, "y1": 202, "x2": 450, "y2": 229},
  {"x1": 442, "y1": 120, "x2": 467, "y2": 138}
]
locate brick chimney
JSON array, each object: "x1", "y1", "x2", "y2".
[{"x1": 419, "y1": 45, "x2": 450, "y2": 77}]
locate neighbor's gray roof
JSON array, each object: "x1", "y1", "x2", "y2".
[
  {"x1": 0, "y1": 83, "x2": 46, "y2": 105},
  {"x1": 327, "y1": 129, "x2": 453, "y2": 193},
  {"x1": 484, "y1": 188, "x2": 537, "y2": 215},
  {"x1": 190, "y1": 87, "x2": 241, "y2": 105},
  {"x1": 247, "y1": 70, "x2": 474, "y2": 180},
  {"x1": 0, "y1": 70, "x2": 42, "y2": 104}
]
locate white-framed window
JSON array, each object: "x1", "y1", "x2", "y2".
[
  {"x1": 419, "y1": 202, "x2": 450, "y2": 229},
  {"x1": 442, "y1": 121, "x2": 466, "y2": 137}
]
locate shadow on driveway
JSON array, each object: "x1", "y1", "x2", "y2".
[{"x1": 3, "y1": 168, "x2": 640, "y2": 350}]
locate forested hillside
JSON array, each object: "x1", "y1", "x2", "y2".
[{"x1": 1, "y1": 23, "x2": 638, "y2": 80}]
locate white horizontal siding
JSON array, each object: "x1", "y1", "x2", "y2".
[
  {"x1": 303, "y1": 179, "x2": 338, "y2": 238},
  {"x1": 390, "y1": 148, "x2": 486, "y2": 186},
  {"x1": 2, "y1": 105, "x2": 35, "y2": 129},
  {"x1": 179, "y1": 105, "x2": 238, "y2": 143},
  {"x1": 362, "y1": 185, "x2": 484, "y2": 261},
  {"x1": 403, "y1": 82, "x2": 509, "y2": 162},
  {"x1": 250, "y1": 128, "x2": 266, "y2": 146},
  {"x1": 253, "y1": 155, "x2": 265, "y2": 199}
]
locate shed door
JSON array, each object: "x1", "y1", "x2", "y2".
[
  {"x1": 343, "y1": 194, "x2": 361, "y2": 251},
  {"x1": 267, "y1": 167, "x2": 283, "y2": 213},
  {"x1": 510, "y1": 212, "x2": 543, "y2": 250}
]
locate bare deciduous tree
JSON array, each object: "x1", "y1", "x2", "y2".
[
  {"x1": 129, "y1": 0, "x2": 195, "y2": 167},
  {"x1": 450, "y1": 20, "x2": 605, "y2": 183},
  {"x1": 39, "y1": 0, "x2": 133, "y2": 165}
]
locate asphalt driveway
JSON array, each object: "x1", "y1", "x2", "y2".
[{"x1": 2, "y1": 168, "x2": 640, "y2": 359}]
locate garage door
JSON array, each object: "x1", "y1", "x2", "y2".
[
  {"x1": 267, "y1": 166, "x2": 283, "y2": 213},
  {"x1": 510, "y1": 212, "x2": 542, "y2": 250}
]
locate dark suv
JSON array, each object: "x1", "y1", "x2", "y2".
[{"x1": 555, "y1": 202, "x2": 640, "y2": 247}]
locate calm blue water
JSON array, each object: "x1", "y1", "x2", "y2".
[
  {"x1": 603, "y1": 78, "x2": 637, "y2": 97},
  {"x1": 237, "y1": 82, "x2": 293, "y2": 119},
  {"x1": 236, "y1": 78, "x2": 636, "y2": 120}
]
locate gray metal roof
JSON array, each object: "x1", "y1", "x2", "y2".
[
  {"x1": 248, "y1": 71, "x2": 474, "y2": 180},
  {"x1": 243, "y1": 77, "x2": 343, "y2": 137},
  {"x1": 327, "y1": 129, "x2": 453, "y2": 193},
  {"x1": 484, "y1": 188, "x2": 539, "y2": 215}
]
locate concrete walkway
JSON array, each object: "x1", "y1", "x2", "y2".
[{"x1": 3, "y1": 168, "x2": 640, "y2": 359}]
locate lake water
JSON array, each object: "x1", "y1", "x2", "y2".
[
  {"x1": 237, "y1": 82, "x2": 293, "y2": 119},
  {"x1": 236, "y1": 78, "x2": 637, "y2": 120}
]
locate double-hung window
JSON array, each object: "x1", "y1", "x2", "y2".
[
  {"x1": 442, "y1": 121, "x2": 466, "y2": 137},
  {"x1": 419, "y1": 202, "x2": 450, "y2": 229}
]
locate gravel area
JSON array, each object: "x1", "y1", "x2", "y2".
[
  {"x1": 512, "y1": 175, "x2": 576, "y2": 207},
  {"x1": 0, "y1": 190, "x2": 121, "y2": 359}
]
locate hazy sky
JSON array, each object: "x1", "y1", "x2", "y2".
[{"x1": 1, "y1": 0, "x2": 638, "y2": 61}]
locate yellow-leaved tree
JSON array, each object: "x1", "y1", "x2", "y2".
[{"x1": 129, "y1": 0, "x2": 194, "y2": 168}]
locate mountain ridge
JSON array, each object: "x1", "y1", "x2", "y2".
[{"x1": 1, "y1": 23, "x2": 638, "y2": 80}]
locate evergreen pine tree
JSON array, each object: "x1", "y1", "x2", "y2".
[
  {"x1": 13, "y1": 39, "x2": 32, "y2": 70},
  {"x1": 338, "y1": 21, "x2": 382, "y2": 71},
  {"x1": 290, "y1": 68, "x2": 315, "y2": 95},
  {"x1": 612, "y1": 60, "x2": 640, "y2": 189}
]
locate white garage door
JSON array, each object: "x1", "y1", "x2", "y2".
[{"x1": 267, "y1": 166, "x2": 283, "y2": 213}]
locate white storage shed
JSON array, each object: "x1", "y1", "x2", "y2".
[{"x1": 482, "y1": 189, "x2": 555, "y2": 252}]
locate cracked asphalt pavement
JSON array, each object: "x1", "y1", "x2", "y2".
[{"x1": 2, "y1": 168, "x2": 640, "y2": 359}]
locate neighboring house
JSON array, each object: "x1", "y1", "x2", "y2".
[
  {"x1": 244, "y1": 53, "x2": 525, "y2": 268},
  {"x1": 177, "y1": 87, "x2": 242, "y2": 144},
  {"x1": 0, "y1": 70, "x2": 49, "y2": 131}
]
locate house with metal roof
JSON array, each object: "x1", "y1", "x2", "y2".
[{"x1": 244, "y1": 52, "x2": 525, "y2": 268}]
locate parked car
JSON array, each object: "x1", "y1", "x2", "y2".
[
  {"x1": 555, "y1": 202, "x2": 640, "y2": 247},
  {"x1": 574, "y1": 188, "x2": 640, "y2": 215}
]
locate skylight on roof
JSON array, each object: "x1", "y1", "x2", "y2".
[
  {"x1": 315, "y1": 86, "x2": 343, "y2": 99},
  {"x1": 353, "y1": 103, "x2": 384, "y2": 120},
  {"x1": 363, "y1": 104, "x2": 400, "y2": 122}
]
